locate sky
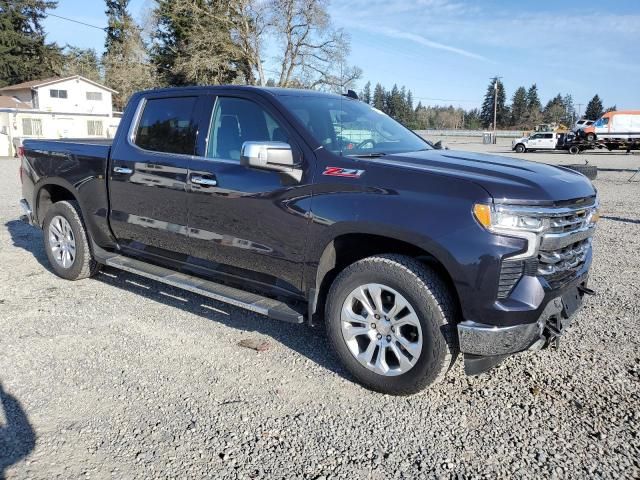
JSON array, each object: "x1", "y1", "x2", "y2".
[{"x1": 42, "y1": 0, "x2": 640, "y2": 112}]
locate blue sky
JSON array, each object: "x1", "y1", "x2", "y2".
[{"x1": 43, "y1": 0, "x2": 640, "y2": 111}]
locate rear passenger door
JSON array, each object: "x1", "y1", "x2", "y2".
[
  {"x1": 185, "y1": 92, "x2": 313, "y2": 298},
  {"x1": 109, "y1": 95, "x2": 198, "y2": 259}
]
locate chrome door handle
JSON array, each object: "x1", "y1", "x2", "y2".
[
  {"x1": 113, "y1": 166, "x2": 133, "y2": 174},
  {"x1": 191, "y1": 176, "x2": 217, "y2": 186}
]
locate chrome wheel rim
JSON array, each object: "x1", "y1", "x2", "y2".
[
  {"x1": 340, "y1": 283, "x2": 423, "y2": 376},
  {"x1": 48, "y1": 215, "x2": 76, "y2": 269}
]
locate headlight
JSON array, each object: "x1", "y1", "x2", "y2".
[{"x1": 473, "y1": 204, "x2": 547, "y2": 233}]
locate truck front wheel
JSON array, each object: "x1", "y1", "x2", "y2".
[
  {"x1": 515, "y1": 143, "x2": 526, "y2": 153},
  {"x1": 325, "y1": 254, "x2": 458, "y2": 395},
  {"x1": 42, "y1": 200, "x2": 100, "y2": 280}
]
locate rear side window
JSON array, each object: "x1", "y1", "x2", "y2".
[{"x1": 134, "y1": 97, "x2": 198, "y2": 155}]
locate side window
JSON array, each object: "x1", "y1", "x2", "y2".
[
  {"x1": 206, "y1": 97, "x2": 289, "y2": 161},
  {"x1": 134, "y1": 97, "x2": 198, "y2": 155},
  {"x1": 544, "y1": 133, "x2": 553, "y2": 139}
]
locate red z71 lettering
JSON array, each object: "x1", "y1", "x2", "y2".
[{"x1": 322, "y1": 167, "x2": 365, "y2": 178}]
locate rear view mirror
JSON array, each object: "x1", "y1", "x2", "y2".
[{"x1": 240, "y1": 141, "x2": 301, "y2": 181}]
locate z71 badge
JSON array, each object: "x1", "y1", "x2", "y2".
[{"x1": 322, "y1": 167, "x2": 365, "y2": 178}]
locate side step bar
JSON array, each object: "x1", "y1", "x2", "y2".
[{"x1": 93, "y1": 247, "x2": 304, "y2": 324}]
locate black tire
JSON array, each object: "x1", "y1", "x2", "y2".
[
  {"x1": 325, "y1": 254, "x2": 458, "y2": 395},
  {"x1": 514, "y1": 144, "x2": 526, "y2": 153},
  {"x1": 586, "y1": 133, "x2": 596, "y2": 142},
  {"x1": 42, "y1": 200, "x2": 100, "y2": 280},
  {"x1": 568, "y1": 145, "x2": 580, "y2": 155},
  {"x1": 564, "y1": 164, "x2": 598, "y2": 180}
]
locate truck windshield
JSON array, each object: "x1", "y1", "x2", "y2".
[{"x1": 279, "y1": 95, "x2": 430, "y2": 156}]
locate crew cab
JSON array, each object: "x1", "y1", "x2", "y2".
[
  {"x1": 511, "y1": 132, "x2": 561, "y2": 153},
  {"x1": 19, "y1": 86, "x2": 599, "y2": 395}
]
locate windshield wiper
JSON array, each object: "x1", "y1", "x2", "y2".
[{"x1": 346, "y1": 152, "x2": 387, "y2": 158}]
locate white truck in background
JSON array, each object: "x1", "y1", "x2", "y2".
[{"x1": 511, "y1": 132, "x2": 561, "y2": 153}]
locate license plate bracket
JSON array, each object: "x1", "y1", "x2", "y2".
[{"x1": 561, "y1": 287, "x2": 582, "y2": 319}]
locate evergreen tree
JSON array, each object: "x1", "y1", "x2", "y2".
[
  {"x1": 525, "y1": 84, "x2": 542, "y2": 127},
  {"x1": 405, "y1": 90, "x2": 417, "y2": 127},
  {"x1": 360, "y1": 81, "x2": 371, "y2": 104},
  {"x1": 105, "y1": 0, "x2": 132, "y2": 56},
  {"x1": 585, "y1": 95, "x2": 603, "y2": 120},
  {"x1": 387, "y1": 84, "x2": 403, "y2": 119},
  {"x1": 605, "y1": 105, "x2": 617, "y2": 113},
  {"x1": 60, "y1": 47, "x2": 101, "y2": 82},
  {"x1": 372, "y1": 83, "x2": 385, "y2": 111},
  {"x1": 562, "y1": 94, "x2": 576, "y2": 126},
  {"x1": 480, "y1": 77, "x2": 507, "y2": 128},
  {"x1": 543, "y1": 94, "x2": 565, "y2": 123},
  {"x1": 0, "y1": 0, "x2": 62, "y2": 87},
  {"x1": 510, "y1": 86, "x2": 528, "y2": 127}
]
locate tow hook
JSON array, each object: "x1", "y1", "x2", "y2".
[{"x1": 578, "y1": 285, "x2": 596, "y2": 296}]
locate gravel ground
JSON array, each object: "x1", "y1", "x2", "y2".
[{"x1": 1, "y1": 153, "x2": 639, "y2": 479}]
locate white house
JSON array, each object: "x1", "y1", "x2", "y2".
[{"x1": 0, "y1": 75, "x2": 121, "y2": 156}]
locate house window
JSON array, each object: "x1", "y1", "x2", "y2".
[
  {"x1": 87, "y1": 120, "x2": 103, "y2": 136},
  {"x1": 50, "y1": 89, "x2": 68, "y2": 99},
  {"x1": 22, "y1": 118, "x2": 43, "y2": 136},
  {"x1": 86, "y1": 91, "x2": 103, "y2": 101}
]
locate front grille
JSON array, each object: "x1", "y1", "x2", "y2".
[{"x1": 538, "y1": 238, "x2": 590, "y2": 288}]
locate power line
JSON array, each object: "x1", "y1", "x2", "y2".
[{"x1": 46, "y1": 12, "x2": 107, "y2": 31}]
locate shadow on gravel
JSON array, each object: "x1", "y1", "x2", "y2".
[
  {"x1": 4, "y1": 218, "x2": 349, "y2": 380},
  {"x1": 95, "y1": 267, "x2": 348, "y2": 380},
  {"x1": 0, "y1": 382, "x2": 36, "y2": 480},
  {"x1": 5, "y1": 220, "x2": 52, "y2": 273},
  {"x1": 601, "y1": 215, "x2": 640, "y2": 225}
]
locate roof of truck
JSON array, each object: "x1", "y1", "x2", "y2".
[{"x1": 139, "y1": 85, "x2": 343, "y2": 98}]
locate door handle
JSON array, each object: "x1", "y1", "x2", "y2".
[
  {"x1": 113, "y1": 166, "x2": 133, "y2": 174},
  {"x1": 191, "y1": 175, "x2": 217, "y2": 186}
]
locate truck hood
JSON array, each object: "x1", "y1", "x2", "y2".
[{"x1": 380, "y1": 149, "x2": 595, "y2": 204}]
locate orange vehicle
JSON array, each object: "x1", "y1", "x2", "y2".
[{"x1": 582, "y1": 110, "x2": 640, "y2": 142}]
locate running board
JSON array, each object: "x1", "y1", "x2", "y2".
[{"x1": 93, "y1": 248, "x2": 304, "y2": 324}]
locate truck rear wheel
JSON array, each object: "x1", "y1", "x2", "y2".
[
  {"x1": 586, "y1": 133, "x2": 596, "y2": 142},
  {"x1": 325, "y1": 254, "x2": 458, "y2": 395},
  {"x1": 42, "y1": 200, "x2": 100, "y2": 280}
]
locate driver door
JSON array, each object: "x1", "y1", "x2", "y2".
[{"x1": 185, "y1": 92, "x2": 314, "y2": 298}]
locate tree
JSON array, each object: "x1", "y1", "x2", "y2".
[
  {"x1": 103, "y1": 13, "x2": 157, "y2": 110},
  {"x1": 605, "y1": 105, "x2": 617, "y2": 113},
  {"x1": 480, "y1": 77, "x2": 507, "y2": 128},
  {"x1": 105, "y1": 0, "x2": 131, "y2": 56},
  {"x1": 59, "y1": 46, "x2": 101, "y2": 82},
  {"x1": 543, "y1": 94, "x2": 565, "y2": 124},
  {"x1": 525, "y1": 84, "x2": 542, "y2": 127},
  {"x1": 372, "y1": 83, "x2": 385, "y2": 111},
  {"x1": 270, "y1": 0, "x2": 360, "y2": 90},
  {"x1": 585, "y1": 95, "x2": 603, "y2": 120},
  {"x1": 510, "y1": 86, "x2": 528, "y2": 128},
  {"x1": 0, "y1": 0, "x2": 63, "y2": 87},
  {"x1": 151, "y1": 0, "x2": 242, "y2": 86},
  {"x1": 360, "y1": 81, "x2": 371, "y2": 104}
]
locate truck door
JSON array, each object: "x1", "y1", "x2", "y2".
[
  {"x1": 184, "y1": 93, "x2": 313, "y2": 297},
  {"x1": 108, "y1": 95, "x2": 197, "y2": 259},
  {"x1": 543, "y1": 133, "x2": 556, "y2": 149}
]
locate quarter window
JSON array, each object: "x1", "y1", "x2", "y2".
[
  {"x1": 206, "y1": 97, "x2": 288, "y2": 160},
  {"x1": 134, "y1": 97, "x2": 198, "y2": 155},
  {"x1": 86, "y1": 91, "x2": 103, "y2": 101},
  {"x1": 50, "y1": 89, "x2": 68, "y2": 99}
]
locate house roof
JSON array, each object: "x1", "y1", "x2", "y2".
[
  {"x1": 0, "y1": 95, "x2": 32, "y2": 109},
  {"x1": 0, "y1": 75, "x2": 117, "y2": 93}
]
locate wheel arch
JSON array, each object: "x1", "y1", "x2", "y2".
[
  {"x1": 308, "y1": 232, "x2": 461, "y2": 325},
  {"x1": 35, "y1": 180, "x2": 79, "y2": 226}
]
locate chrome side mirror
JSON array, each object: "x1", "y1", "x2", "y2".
[{"x1": 240, "y1": 141, "x2": 297, "y2": 171}]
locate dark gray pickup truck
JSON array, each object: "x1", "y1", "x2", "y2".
[{"x1": 19, "y1": 86, "x2": 599, "y2": 394}]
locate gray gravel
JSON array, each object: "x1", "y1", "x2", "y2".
[{"x1": 1, "y1": 154, "x2": 639, "y2": 479}]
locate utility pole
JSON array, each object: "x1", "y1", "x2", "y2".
[
  {"x1": 492, "y1": 76, "x2": 502, "y2": 144},
  {"x1": 576, "y1": 103, "x2": 584, "y2": 119}
]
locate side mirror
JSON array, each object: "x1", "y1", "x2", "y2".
[{"x1": 240, "y1": 141, "x2": 301, "y2": 181}]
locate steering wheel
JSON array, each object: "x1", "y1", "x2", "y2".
[{"x1": 356, "y1": 139, "x2": 376, "y2": 150}]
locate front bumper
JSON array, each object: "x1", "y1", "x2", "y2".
[{"x1": 458, "y1": 272, "x2": 589, "y2": 375}]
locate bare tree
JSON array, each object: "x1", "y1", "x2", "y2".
[
  {"x1": 230, "y1": 0, "x2": 269, "y2": 86},
  {"x1": 270, "y1": 0, "x2": 361, "y2": 90}
]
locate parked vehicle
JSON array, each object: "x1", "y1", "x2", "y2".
[
  {"x1": 511, "y1": 131, "x2": 561, "y2": 152},
  {"x1": 573, "y1": 119, "x2": 594, "y2": 132},
  {"x1": 19, "y1": 86, "x2": 599, "y2": 395},
  {"x1": 581, "y1": 110, "x2": 640, "y2": 142}
]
